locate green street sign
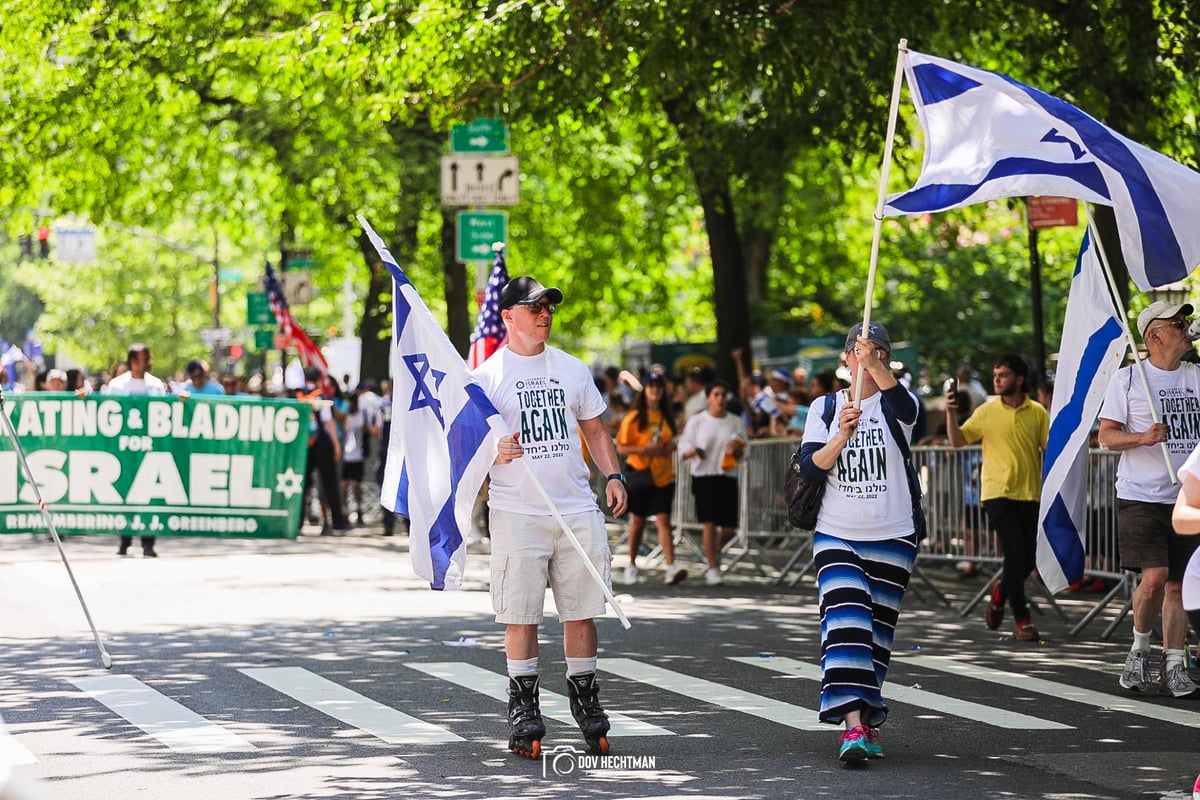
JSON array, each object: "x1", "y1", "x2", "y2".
[
  {"x1": 451, "y1": 118, "x2": 509, "y2": 153},
  {"x1": 247, "y1": 292, "x2": 274, "y2": 326},
  {"x1": 253, "y1": 328, "x2": 276, "y2": 351},
  {"x1": 284, "y1": 248, "x2": 316, "y2": 269},
  {"x1": 456, "y1": 211, "x2": 506, "y2": 262}
]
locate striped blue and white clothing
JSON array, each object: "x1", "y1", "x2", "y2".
[
  {"x1": 814, "y1": 533, "x2": 917, "y2": 726},
  {"x1": 799, "y1": 383, "x2": 919, "y2": 726}
]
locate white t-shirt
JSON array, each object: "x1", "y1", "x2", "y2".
[
  {"x1": 676, "y1": 410, "x2": 746, "y2": 476},
  {"x1": 1175, "y1": 447, "x2": 1200, "y2": 611},
  {"x1": 1100, "y1": 362, "x2": 1200, "y2": 503},
  {"x1": 472, "y1": 345, "x2": 608, "y2": 516},
  {"x1": 342, "y1": 409, "x2": 366, "y2": 464},
  {"x1": 104, "y1": 372, "x2": 167, "y2": 396},
  {"x1": 801, "y1": 390, "x2": 915, "y2": 541}
]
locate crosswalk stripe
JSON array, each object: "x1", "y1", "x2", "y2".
[
  {"x1": 904, "y1": 655, "x2": 1200, "y2": 729},
  {"x1": 69, "y1": 675, "x2": 256, "y2": 753},
  {"x1": 731, "y1": 656, "x2": 1072, "y2": 730},
  {"x1": 240, "y1": 667, "x2": 463, "y2": 744},
  {"x1": 0, "y1": 725, "x2": 38, "y2": 765},
  {"x1": 407, "y1": 662, "x2": 673, "y2": 737},
  {"x1": 601, "y1": 657, "x2": 827, "y2": 731}
]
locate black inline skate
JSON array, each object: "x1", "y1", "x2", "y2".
[
  {"x1": 566, "y1": 672, "x2": 611, "y2": 755},
  {"x1": 506, "y1": 674, "x2": 546, "y2": 759}
]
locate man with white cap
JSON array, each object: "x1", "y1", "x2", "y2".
[{"x1": 1099, "y1": 299, "x2": 1200, "y2": 698}]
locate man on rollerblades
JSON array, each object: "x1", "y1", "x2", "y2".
[{"x1": 473, "y1": 276, "x2": 628, "y2": 759}]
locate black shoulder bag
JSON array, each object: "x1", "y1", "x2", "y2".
[
  {"x1": 784, "y1": 393, "x2": 838, "y2": 530},
  {"x1": 880, "y1": 394, "x2": 928, "y2": 543}
]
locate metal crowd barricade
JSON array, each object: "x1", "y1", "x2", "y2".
[{"x1": 597, "y1": 436, "x2": 1129, "y2": 635}]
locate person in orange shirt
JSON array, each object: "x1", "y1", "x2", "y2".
[{"x1": 616, "y1": 373, "x2": 686, "y2": 585}]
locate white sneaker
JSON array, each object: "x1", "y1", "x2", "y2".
[
  {"x1": 623, "y1": 564, "x2": 639, "y2": 585},
  {"x1": 705, "y1": 568, "x2": 723, "y2": 586},
  {"x1": 664, "y1": 564, "x2": 688, "y2": 585}
]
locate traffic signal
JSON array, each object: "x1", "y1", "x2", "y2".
[
  {"x1": 36, "y1": 226, "x2": 50, "y2": 259},
  {"x1": 18, "y1": 235, "x2": 32, "y2": 260}
]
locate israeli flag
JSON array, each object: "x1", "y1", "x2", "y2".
[
  {"x1": 884, "y1": 50, "x2": 1200, "y2": 290},
  {"x1": 1035, "y1": 231, "x2": 1128, "y2": 593},
  {"x1": 358, "y1": 216, "x2": 505, "y2": 590}
]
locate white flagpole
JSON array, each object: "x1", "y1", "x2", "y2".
[
  {"x1": 853, "y1": 38, "x2": 909, "y2": 408},
  {"x1": 491, "y1": 422, "x2": 633, "y2": 630},
  {"x1": 0, "y1": 387, "x2": 113, "y2": 668},
  {"x1": 1085, "y1": 205, "x2": 1177, "y2": 483}
]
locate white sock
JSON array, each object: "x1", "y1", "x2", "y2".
[
  {"x1": 507, "y1": 657, "x2": 538, "y2": 677},
  {"x1": 1132, "y1": 629, "x2": 1152, "y2": 653},
  {"x1": 1164, "y1": 649, "x2": 1186, "y2": 669},
  {"x1": 565, "y1": 656, "x2": 597, "y2": 677}
]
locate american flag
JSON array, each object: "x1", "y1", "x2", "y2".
[
  {"x1": 264, "y1": 262, "x2": 334, "y2": 396},
  {"x1": 467, "y1": 244, "x2": 508, "y2": 368}
]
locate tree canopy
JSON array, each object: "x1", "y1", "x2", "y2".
[{"x1": 1, "y1": 0, "x2": 1195, "y2": 386}]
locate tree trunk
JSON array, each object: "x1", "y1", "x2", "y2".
[
  {"x1": 358, "y1": 230, "x2": 394, "y2": 385},
  {"x1": 663, "y1": 95, "x2": 752, "y2": 385},
  {"x1": 442, "y1": 209, "x2": 471, "y2": 356},
  {"x1": 700, "y1": 184, "x2": 752, "y2": 386}
]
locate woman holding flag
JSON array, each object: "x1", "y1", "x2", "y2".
[{"x1": 799, "y1": 322, "x2": 920, "y2": 764}]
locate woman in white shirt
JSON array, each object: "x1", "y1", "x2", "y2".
[{"x1": 798, "y1": 322, "x2": 919, "y2": 764}]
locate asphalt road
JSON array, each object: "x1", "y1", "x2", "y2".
[{"x1": 1, "y1": 527, "x2": 1197, "y2": 800}]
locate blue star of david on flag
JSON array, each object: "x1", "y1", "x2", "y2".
[
  {"x1": 359, "y1": 215, "x2": 504, "y2": 592},
  {"x1": 883, "y1": 49, "x2": 1200, "y2": 291},
  {"x1": 404, "y1": 353, "x2": 447, "y2": 426}
]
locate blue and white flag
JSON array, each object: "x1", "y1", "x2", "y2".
[
  {"x1": 884, "y1": 50, "x2": 1200, "y2": 290},
  {"x1": 1035, "y1": 230, "x2": 1128, "y2": 594},
  {"x1": 358, "y1": 216, "x2": 505, "y2": 590}
]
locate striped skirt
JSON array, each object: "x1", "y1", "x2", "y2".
[{"x1": 814, "y1": 532, "x2": 917, "y2": 726}]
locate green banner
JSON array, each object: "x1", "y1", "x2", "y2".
[{"x1": 0, "y1": 394, "x2": 309, "y2": 538}]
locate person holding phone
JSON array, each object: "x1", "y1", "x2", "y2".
[{"x1": 945, "y1": 353, "x2": 1048, "y2": 641}]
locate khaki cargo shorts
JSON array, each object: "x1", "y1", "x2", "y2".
[{"x1": 488, "y1": 508, "x2": 612, "y2": 625}]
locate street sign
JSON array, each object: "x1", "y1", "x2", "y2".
[
  {"x1": 253, "y1": 329, "x2": 276, "y2": 351},
  {"x1": 1027, "y1": 196, "x2": 1079, "y2": 230},
  {"x1": 284, "y1": 248, "x2": 316, "y2": 269},
  {"x1": 282, "y1": 270, "x2": 313, "y2": 305},
  {"x1": 54, "y1": 228, "x2": 97, "y2": 264},
  {"x1": 440, "y1": 155, "x2": 520, "y2": 207},
  {"x1": 456, "y1": 211, "x2": 507, "y2": 262},
  {"x1": 247, "y1": 292, "x2": 274, "y2": 326},
  {"x1": 451, "y1": 118, "x2": 509, "y2": 153},
  {"x1": 200, "y1": 327, "x2": 234, "y2": 346}
]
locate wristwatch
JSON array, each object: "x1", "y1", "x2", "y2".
[{"x1": 606, "y1": 473, "x2": 626, "y2": 484}]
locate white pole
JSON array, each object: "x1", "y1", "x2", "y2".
[
  {"x1": 1085, "y1": 205, "x2": 1177, "y2": 483},
  {"x1": 0, "y1": 387, "x2": 113, "y2": 668},
  {"x1": 852, "y1": 38, "x2": 909, "y2": 408}
]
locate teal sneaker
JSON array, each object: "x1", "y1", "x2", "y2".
[
  {"x1": 864, "y1": 726, "x2": 884, "y2": 758},
  {"x1": 838, "y1": 726, "x2": 869, "y2": 763}
]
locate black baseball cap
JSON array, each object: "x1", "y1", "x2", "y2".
[{"x1": 499, "y1": 276, "x2": 565, "y2": 311}]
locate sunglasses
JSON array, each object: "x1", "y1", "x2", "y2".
[{"x1": 517, "y1": 301, "x2": 556, "y2": 315}]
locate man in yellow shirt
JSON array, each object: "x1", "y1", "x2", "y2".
[{"x1": 946, "y1": 354, "x2": 1049, "y2": 640}]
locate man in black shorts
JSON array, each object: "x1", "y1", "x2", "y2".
[{"x1": 1098, "y1": 300, "x2": 1200, "y2": 697}]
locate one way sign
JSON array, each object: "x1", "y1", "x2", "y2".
[{"x1": 440, "y1": 155, "x2": 520, "y2": 207}]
